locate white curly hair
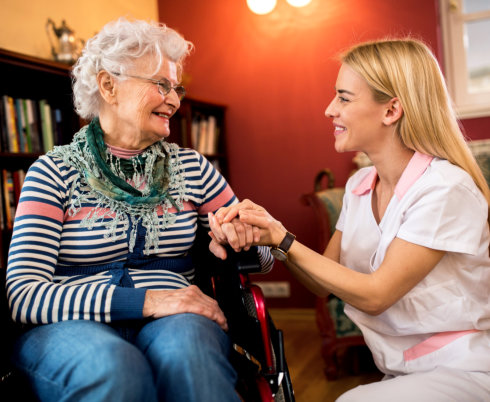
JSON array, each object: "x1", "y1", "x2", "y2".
[{"x1": 72, "y1": 17, "x2": 193, "y2": 119}]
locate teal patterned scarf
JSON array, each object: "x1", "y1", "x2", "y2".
[{"x1": 48, "y1": 118, "x2": 187, "y2": 254}]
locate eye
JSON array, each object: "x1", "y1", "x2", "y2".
[{"x1": 338, "y1": 95, "x2": 349, "y2": 103}]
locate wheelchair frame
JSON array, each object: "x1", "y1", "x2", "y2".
[{"x1": 192, "y1": 232, "x2": 295, "y2": 402}]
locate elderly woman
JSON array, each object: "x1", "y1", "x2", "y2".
[
  {"x1": 210, "y1": 38, "x2": 490, "y2": 401},
  {"x1": 6, "y1": 18, "x2": 272, "y2": 402}
]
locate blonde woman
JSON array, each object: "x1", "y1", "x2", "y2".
[{"x1": 209, "y1": 39, "x2": 490, "y2": 401}]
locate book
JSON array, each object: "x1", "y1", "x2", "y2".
[
  {"x1": 52, "y1": 108, "x2": 63, "y2": 146},
  {"x1": 14, "y1": 98, "x2": 28, "y2": 152},
  {"x1": 197, "y1": 118, "x2": 208, "y2": 154},
  {"x1": 21, "y1": 99, "x2": 33, "y2": 152},
  {"x1": 3, "y1": 96, "x2": 19, "y2": 152},
  {"x1": 0, "y1": 171, "x2": 4, "y2": 230},
  {"x1": 191, "y1": 118, "x2": 199, "y2": 150},
  {"x1": 205, "y1": 115, "x2": 218, "y2": 155},
  {"x1": 11, "y1": 169, "x2": 22, "y2": 205},
  {"x1": 0, "y1": 96, "x2": 8, "y2": 152},
  {"x1": 28, "y1": 99, "x2": 43, "y2": 153},
  {"x1": 39, "y1": 100, "x2": 54, "y2": 153},
  {"x1": 2, "y1": 170, "x2": 15, "y2": 229}
]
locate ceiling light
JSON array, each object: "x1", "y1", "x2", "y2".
[
  {"x1": 247, "y1": 0, "x2": 277, "y2": 15},
  {"x1": 286, "y1": 0, "x2": 312, "y2": 7}
]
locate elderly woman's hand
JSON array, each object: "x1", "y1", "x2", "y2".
[
  {"x1": 208, "y1": 199, "x2": 288, "y2": 259},
  {"x1": 208, "y1": 213, "x2": 259, "y2": 260},
  {"x1": 143, "y1": 285, "x2": 228, "y2": 331}
]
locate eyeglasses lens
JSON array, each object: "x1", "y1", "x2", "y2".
[{"x1": 157, "y1": 79, "x2": 185, "y2": 100}]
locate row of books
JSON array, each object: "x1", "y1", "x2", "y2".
[
  {"x1": 0, "y1": 169, "x2": 26, "y2": 230},
  {"x1": 0, "y1": 95, "x2": 62, "y2": 154},
  {"x1": 190, "y1": 115, "x2": 220, "y2": 155}
]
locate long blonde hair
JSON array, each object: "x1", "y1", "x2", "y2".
[{"x1": 341, "y1": 38, "x2": 490, "y2": 210}]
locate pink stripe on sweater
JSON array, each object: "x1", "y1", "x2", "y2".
[
  {"x1": 403, "y1": 329, "x2": 479, "y2": 361},
  {"x1": 64, "y1": 201, "x2": 199, "y2": 221},
  {"x1": 198, "y1": 184, "x2": 235, "y2": 214},
  {"x1": 16, "y1": 201, "x2": 63, "y2": 220}
]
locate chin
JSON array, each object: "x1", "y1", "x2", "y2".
[{"x1": 334, "y1": 141, "x2": 348, "y2": 153}]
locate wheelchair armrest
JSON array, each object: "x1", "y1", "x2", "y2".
[{"x1": 225, "y1": 246, "x2": 262, "y2": 274}]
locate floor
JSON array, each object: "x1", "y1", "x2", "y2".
[{"x1": 269, "y1": 308, "x2": 383, "y2": 402}]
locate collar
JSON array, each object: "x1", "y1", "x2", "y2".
[
  {"x1": 106, "y1": 143, "x2": 145, "y2": 159},
  {"x1": 352, "y1": 152, "x2": 434, "y2": 200}
]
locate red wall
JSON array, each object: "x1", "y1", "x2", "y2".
[{"x1": 158, "y1": 0, "x2": 490, "y2": 307}]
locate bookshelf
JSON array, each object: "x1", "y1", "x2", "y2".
[
  {"x1": 0, "y1": 48, "x2": 81, "y2": 269},
  {"x1": 0, "y1": 48, "x2": 229, "y2": 269},
  {"x1": 168, "y1": 97, "x2": 228, "y2": 179}
]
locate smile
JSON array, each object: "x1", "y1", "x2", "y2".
[
  {"x1": 154, "y1": 112, "x2": 170, "y2": 119},
  {"x1": 334, "y1": 124, "x2": 346, "y2": 135}
]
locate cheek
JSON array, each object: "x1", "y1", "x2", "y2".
[{"x1": 134, "y1": 92, "x2": 158, "y2": 119}]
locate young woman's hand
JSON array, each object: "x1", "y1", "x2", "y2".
[{"x1": 209, "y1": 199, "x2": 288, "y2": 256}]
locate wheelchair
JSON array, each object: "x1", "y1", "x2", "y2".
[
  {"x1": 0, "y1": 232, "x2": 295, "y2": 402},
  {"x1": 192, "y1": 230, "x2": 295, "y2": 402}
]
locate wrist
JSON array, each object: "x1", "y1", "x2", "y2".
[{"x1": 270, "y1": 231, "x2": 296, "y2": 262}]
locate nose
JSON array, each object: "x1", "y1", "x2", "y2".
[
  {"x1": 164, "y1": 88, "x2": 180, "y2": 111},
  {"x1": 325, "y1": 97, "x2": 337, "y2": 118}
]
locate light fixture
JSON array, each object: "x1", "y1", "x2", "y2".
[
  {"x1": 286, "y1": 0, "x2": 312, "y2": 7},
  {"x1": 247, "y1": 0, "x2": 277, "y2": 15}
]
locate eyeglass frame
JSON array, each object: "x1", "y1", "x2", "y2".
[{"x1": 111, "y1": 72, "x2": 186, "y2": 100}]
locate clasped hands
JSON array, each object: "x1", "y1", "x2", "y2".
[
  {"x1": 208, "y1": 199, "x2": 288, "y2": 260},
  {"x1": 143, "y1": 200, "x2": 288, "y2": 331}
]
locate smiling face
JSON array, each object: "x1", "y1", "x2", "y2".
[
  {"x1": 102, "y1": 54, "x2": 182, "y2": 149},
  {"x1": 325, "y1": 63, "x2": 390, "y2": 155}
]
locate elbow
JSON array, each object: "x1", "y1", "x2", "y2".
[{"x1": 359, "y1": 298, "x2": 392, "y2": 316}]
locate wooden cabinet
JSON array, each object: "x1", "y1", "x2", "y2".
[{"x1": 0, "y1": 48, "x2": 228, "y2": 268}]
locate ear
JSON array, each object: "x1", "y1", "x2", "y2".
[
  {"x1": 97, "y1": 71, "x2": 117, "y2": 104},
  {"x1": 382, "y1": 97, "x2": 403, "y2": 126}
]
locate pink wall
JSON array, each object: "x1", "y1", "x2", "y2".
[{"x1": 158, "y1": 0, "x2": 490, "y2": 307}]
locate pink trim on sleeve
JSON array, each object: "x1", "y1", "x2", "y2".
[
  {"x1": 198, "y1": 184, "x2": 235, "y2": 214},
  {"x1": 403, "y1": 329, "x2": 479, "y2": 361}
]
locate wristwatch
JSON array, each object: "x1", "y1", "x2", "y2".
[{"x1": 270, "y1": 232, "x2": 296, "y2": 262}]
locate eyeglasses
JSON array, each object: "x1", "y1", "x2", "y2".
[{"x1": 113, "y1": 73, "x2": 186, "y2": 100}]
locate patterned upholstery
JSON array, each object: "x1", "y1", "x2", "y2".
[
  {"x1": 469, "y1": 139, "x2": 490, "y2": 187},
  {"x1": 315, "y1": 189, "x2": 345, "y2": 237},
  {"x1": 301, "y1": 169, "x2": 366, "y2": 379}
]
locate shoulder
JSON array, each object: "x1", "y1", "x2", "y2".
[
  {"x1": 175, "y1": 147, "x2": 204, "y2": 164},
  {"x1": 172, "y1": 146, "x2": 218, "y2": 173},
  {"x1": 30, "y1": 151, "x2": 74, "y2": 176},
  {"x1": 417, "y1": 158, "x2": 484, "y2": 203}
]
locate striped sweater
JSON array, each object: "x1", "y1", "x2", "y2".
[{"x1": 6, "y1": 147, "x2": 273, "y2": 325}]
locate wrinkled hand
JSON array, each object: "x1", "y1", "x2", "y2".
[
  {"x1": 143, "y1": 285, "x2": 228, "y2": 331},
  {"x1": 209, "y1": 199, "x2": 288, "y2": 258},
  {"x1": 208, "y1": 204, "x2": 260, "y2": 259}
]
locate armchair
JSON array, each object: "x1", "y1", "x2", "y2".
[{"x1": 301, "y1": 169, "x2": 369, "y2": 380}]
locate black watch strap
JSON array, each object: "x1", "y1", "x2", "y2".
[{"x1": 276, "y1": 231, "x2": 296, "y2": 254}]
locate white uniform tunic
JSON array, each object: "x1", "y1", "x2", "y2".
[{"x1": 336, "y1": 152, "x2": 490, "y2": 376}]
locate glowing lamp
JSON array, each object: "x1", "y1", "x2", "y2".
[
  {"x1": 247, "y1": 0, "x2": 277, "y2": 15},
  {"x1": 286, "y1": 0, "x2": 312, "y2": 7}
]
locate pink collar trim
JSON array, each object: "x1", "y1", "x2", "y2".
[
  {"x1": 106, "y1": 143, "x2": 144, "y2": 159},
  {"x1": 352, "y1": 152, "x2": 434, "y2": 200}
]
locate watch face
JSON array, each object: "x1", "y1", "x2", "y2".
[{"x1": 270, "y1": 247, "x2": 287, "y2": 261}]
